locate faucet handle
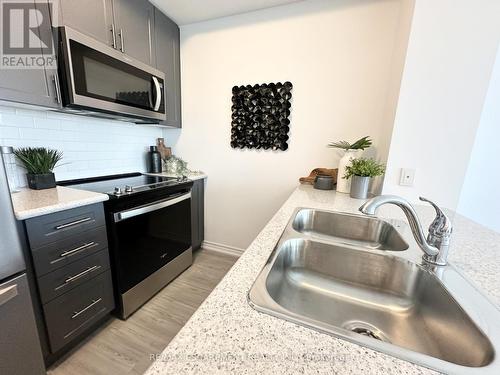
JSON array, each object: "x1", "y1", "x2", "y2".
[{"x1": 419, "y1": 197, "x2": 452, "y2": 237}]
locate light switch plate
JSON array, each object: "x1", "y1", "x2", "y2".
[{"x1": 399, "y1": 168, "x2": 415, "y2": 186}]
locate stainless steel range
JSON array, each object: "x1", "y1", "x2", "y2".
[{"x1": 61, "y1": 173, "x2": 193, "y2": 319}]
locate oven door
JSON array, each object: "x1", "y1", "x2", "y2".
[
  {"x1": 59, "y1": 27, "x2": 165, "y2": 122},
  {"x1": 110, "y1": 192, "x2": 191, "y2": 294}
]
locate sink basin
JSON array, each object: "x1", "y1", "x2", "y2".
[
  {"x1": 249, "y1": 208, "x2": 500, "y2": 374},
  {"x1": 292, "y1": 208, "x2": 408, "y2": 251}
]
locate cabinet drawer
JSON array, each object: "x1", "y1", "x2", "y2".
[
  {"x1": 43, "y1": 270, "x2": 114, "y2": 353},
  {"x1": 26, "y1": 203, "x2": 105, "y2": 249},
  {"x1": 32, "y1": 226, "x2": 108, "y2": 277},
  {"x1": 38, "y1": 249, "x2": 111, "y2": 304}
]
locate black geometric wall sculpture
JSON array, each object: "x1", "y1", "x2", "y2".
[{"x1": 230, "y1": 81, "x2": 293, "y2": 151}]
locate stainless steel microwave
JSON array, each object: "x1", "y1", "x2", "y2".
[{"x1": 57, "y1": 27, "x2": 166, "y2": 123}]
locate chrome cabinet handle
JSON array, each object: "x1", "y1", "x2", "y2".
[
  {"x1": 55, "y1": 217, "x2": 92, "y2": 230},
  {"x1": 53, "y1": 74, "x2": 61, "y2": 104},
  {"x1": 0, "y1": 285, "x2": 18, "y2": 307},
  {"x1": 119, "y1": 28, "x2": 124, "y2": 52},
  {"x1": 64, "y1": 265, "x2": 100, "y2": 284},
  {"x1": 71, "y1": 298, "x2": 102, "y2": 319},
  {"x1": 111, "y1": 24, "x2": 117, "y2": 49},
  {"x1": 152, "y1": 76, "x2": 161, "y2": 111},
  {"x1": 59, "y1": 242, "x2": 96, "y2": 258}
]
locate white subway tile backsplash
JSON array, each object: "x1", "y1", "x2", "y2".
[
  {"x1": 34, "y1": 117, "x2": 61, "y2": 130},
  {"x1": 0, "y1": 105, "x2": 17, "y2": 114},
  {"x1": 19, "y1": 127, "x2": 57, "y2": 140},
  {"x1": 0, "y1": 106, "x2": 163, "y2": 184},
  {"x1": 0, "y1": 113, "x2": 34, "y2": 127},
  {"x1": 0, "y1": 126, "x2": 19, "y2": 139}
]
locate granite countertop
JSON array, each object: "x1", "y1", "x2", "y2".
[
  {"x1": 146, "y1": 171, "x2": 208, "y2": 181},
  {"x1": 145, "y1": 184, "x2": 500, "y2": 375},
  {"x1": 11, "y1": 186, "x2": 109, "y2": 220},
  {"x1": 10, "y1": 171, "x2": 207, "y2": 220}
]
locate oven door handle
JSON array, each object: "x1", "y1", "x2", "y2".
[{"x1": 113, "y1": 192, "x2": 191, "y2": 222}]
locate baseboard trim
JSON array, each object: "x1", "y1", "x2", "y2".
[{"x1": 202, "y1": 241, "x2": 244, "y2": 257}]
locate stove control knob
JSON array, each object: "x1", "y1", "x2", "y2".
[
  {"x1": 125, "y1": 185, "x2": 133, "y2": 193},
  {"x1": 114, "y1": 187, "x2": 122, "y2": 195}
]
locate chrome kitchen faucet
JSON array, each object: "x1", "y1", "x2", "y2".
[{"x1": 359, "y1": 195, "x2": 452, "y2": 266}]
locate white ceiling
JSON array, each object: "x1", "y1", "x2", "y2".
[{"x1": 150, "y1": 0, "x2": 303, "y2": 25}]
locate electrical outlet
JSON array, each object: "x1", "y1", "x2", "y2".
[{"x1": 399, "y1": 168, "x2": 415, "y2": 186}]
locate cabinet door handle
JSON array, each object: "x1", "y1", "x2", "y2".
[
  {"x1": 71, "y1": 298, "x2": 102, "y2": 319},
  {"x1": 53, "y1": 74, "x2": 61, "y2": 104},
  {"x1": 111, "y1": 24, "x2": 117, "y2": 49},
  {"x1": 55, "y1": 217, "x2": 92, "y2": 230},
  {"x1": 0, "y1": 285, "x2": 18, "y2": 307},
  {"x1": 59, "y1": 241, "x2": 96, "y2": 258},
  {"x1": 119, "y1": 28, "x2": 124, "y2": 53},
  {"x1": 64, "y1": 265, "x2": 100, "y2": 284}
]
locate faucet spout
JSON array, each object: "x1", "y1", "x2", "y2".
[{"x1": 360, "y1": 195, "x2": 445, "y2": 263}]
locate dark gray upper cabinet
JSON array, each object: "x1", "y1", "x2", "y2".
[
  {"x1": 154, "y1": 8, "x2": 181, "y2": 128},
  {"x1": 0, "y1": 1, "x2": 60, "y2": 108},
  {"x1": 57, "y1": 0, "x2": 153, "y2": 65},
  {"x1": 0, "y1": 1, "x2": 181, "y2": 117},
  {"x1": 57, "y1": 0, "x2": 114, "y2": 47},
  {"x1": 112, "y1": 0, "x2": 154, "y2": 65},
  {"x1": 0, "y1": 62, "x2": 59, "y2": 109}
]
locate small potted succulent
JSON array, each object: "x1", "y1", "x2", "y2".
[
  {"x1": 14, "y1": 147, "x2": 63, "y2": 190},
  {"x1": 327, "y1": 136, "x2": 372, "y2": 194},
  {"x1": 344, "y1": 157, "x2": 385, "y2": 199}
]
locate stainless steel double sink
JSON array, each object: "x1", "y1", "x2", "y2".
[{"x1": 248, "y1": 208, "x2": 500, "y2": 374}]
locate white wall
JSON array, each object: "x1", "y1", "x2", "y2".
[
  {"x1": 382, "y1": 0, "x2": 500, "y2": 210},
  {"x1": 0, "y1": 106, "x2": 163, "y2": 184},
  {"x1": 165, "y1": 0, "x2": 413, "y2": 250},
  {"x1": 457, "y1": 45, "x2": 500, "y2": 233}
]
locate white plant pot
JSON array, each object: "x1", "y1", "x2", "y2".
[{"x1": 336, "y1": 149, "x2": 360, "y2": 193}]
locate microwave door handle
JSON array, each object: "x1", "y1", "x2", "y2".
[
  {"x1": 152, "y1": 77, "x2": 161, "y2": 111},
  {"x1": 113, "y1": 192, "x2": 191, "y2": 222}
]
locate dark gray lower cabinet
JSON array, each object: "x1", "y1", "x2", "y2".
[
  {"x1": 191, "y1": 179, "x2": 205, "y2": 250},
  {"x1": 43, "y1": 270, "x2": 114, "y2": 353},
  {"x1": 23, "y1": 203, "x2": 114, "y2": 363}
]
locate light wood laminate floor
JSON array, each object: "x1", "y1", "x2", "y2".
[{"x1": 48, "y1": 249, "x2": 239, "y2": 375}]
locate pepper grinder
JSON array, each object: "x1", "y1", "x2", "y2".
[{"x1": 147, "y1": 146, "x2": 162, "y2": 173}]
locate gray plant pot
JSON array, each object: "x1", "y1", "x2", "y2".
[
  {"x1": 350, "y1": 175, "x2": 371, "y2": 199},
  {"x1": 27, "y1": 172, "x2": 56, "y2": 190}
]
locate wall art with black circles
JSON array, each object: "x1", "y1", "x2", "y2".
[{"x1": 231, "y1": 81, "x2": 293, "y2": 151}]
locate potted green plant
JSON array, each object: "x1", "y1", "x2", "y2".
[
  {"x1": 327, "y1": 136, "x2": 372, "y2": 194},
  {"x1": 344, "y1": 157, "x2": 385, "y2": 199},
  {"x1": 14, "y1": 147, "x2": 63, "y2": 190}
]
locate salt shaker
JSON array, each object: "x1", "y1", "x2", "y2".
[{"x1": 1, "y1": 146, "x2": 20, "y2": 192}]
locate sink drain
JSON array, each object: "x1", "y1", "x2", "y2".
[
  {"x1": 351, "y1": 327, "x2": 384, "y2": 341},
  {"x1": 342, "y1": 321, "x2": 390, "y2": 343}
]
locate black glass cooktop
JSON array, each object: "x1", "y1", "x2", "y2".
[{"x1": 60, "y1": 173, "x2": 188, "y2": 197}]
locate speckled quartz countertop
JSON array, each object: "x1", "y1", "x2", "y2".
[
  {"x1": 11, "y1": 186, "x2": 109, "y2": 220},
  {"x1": 145, "y1": 185, "x2": 500, "y2": 375},
  {"x1": 146, "y1": 171, "x2": 208, "y2": 181}
]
